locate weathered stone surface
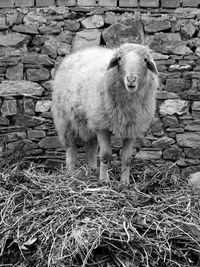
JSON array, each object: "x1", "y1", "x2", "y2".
[
  {"x1": 191, "y1": 101, "x2": 200, "y2": 111},
  {"x1": 0, "y1": 131, "x2": 27, "y2": 142},
  {"x1": 22, "y1": 53, "x2": 54, "y2": 66},
  {"x1": 72, "y1": 29, "x2": 101, "y2": 51},
  {"x1": 13, "y1": 24, "x2": 39, "y2": 34},
  {"x1": 150, "y1": 33, "x2": 192, "y2": 55},
  {"x1": 55, "y1": 30, "x2": 74, "y2": 44},
  {"x1": 13, "y1": 114, "x2": 44, "y2": 127},
  {"x1": 39, "y1": 25, "x2": 61, "y2": 35},
  {"x1": 184, "y1": 147, "x2": 200, "y2": 159},
  {"x1": 159, "y1": 99, "x2": 189, "y2": 115},
  {"x1": 168, "y1": 64, "x2": 192, "y2": 72},
  {"x1": 102, "y1": 20, "x2": 144, "y2": 48},
  {"x1": 189, "y1": 172, "x2": 200, "y2": 189},
  {"x1": 32, "y1": 35, "x2": 47, "y2": 46},
  {"x1": 7, "y1": 139, "x2": 38, "y2": 151},
  {"x1": 177, "y1": 132, "x2": 200, "y2": 148},
  {"x1": 135, "y1": 150, "x2": 162, "y2": 160},
  {"x1": 38, "y1": 136, "x2": 62, "y2": 149},
  {"x1": 164, "y1": 78, "x2": 192, "y2": 93},
  {"x1": 0, "y1": 117, "x2": 9, "y2": 126},
  {"x1": 27, "y1": 130, "x2": 46, "y2": 140},
  {"x1": 181, "y1": 90, "x2": 200, "y2": 101},
  {"x1": 1, "y1": 100, "x2": 18, "y2": 117},
  {"x1": 24, "y1": 12, "x2": 47, "y2": 25},
  {"x1": 7, "y1": 12, "x2": 18, "y2": 26},
  {"x1": 150, "y1": 119, "x2": 164, "y2": 137},
  {"x1": 104, "y1": 12, "x2": 120, "y2": 25},
  {"x1": 26, "y1": 68, "x2": 50, "y2": 82},
  {"x1": 163, "y1": 148, "x2": 182, "y2": 160},
  {"x1": 0, "y1": 15, "x2": 8, "y2": 30},
  {"x1": 6, "y1": 63, "x2": 23, "y2": 80},
  {"x1": 180, "y1": 21, "x2": 196, "y2": 39},
  {"x1": 145, "y1": 20, "x2": 171, "y2": 33},
  {"x1": 24, "y1": 99, "x2": 35, "y2": 115},
  {"x1": 64, "y1": 19, "x2": 80, "y2": 31},
  {"x1": 177, "y1": 158, "x2": 200, "y2": 167},
  {"x1": 163, "y1": 115, "x2": 179, "y2": 128},
  {"x1": 57, "y1": 43, "x2": 71, "y2": 55},
  {"x1": 182, "y1": 166, "x2": 200, "y2": 179},
  {"x1": 35, "y1": 100, "x2": 51, "y2": 112},
  {"x1": 152, "y1": 136, "x2": 175, "y2": 149},
  {"x1": 0, "y1": 32, "x2": 30, "y2": 48},
  {"x1": 184, "y1": 120, "x2": 200, "y2": 131},
  {"x1": 0, "y1": 81, "x2": 43, "y2": 97},
  {"x1": 156, "y1": 91, "x2": 179, "y2": 100},
  {"x1": 81, "y1": 15, "x2": 104, "y2": 29},
  {"x1": 41, "y1": 40, "x2": 57, "y2": 59}
]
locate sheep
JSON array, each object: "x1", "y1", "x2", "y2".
[{"x1": 52, "y1": 43, "x2": 159, "y2": 184}]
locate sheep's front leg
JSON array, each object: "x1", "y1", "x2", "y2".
[
  {"x1": 85, "y1": 137, "x2": 98, "y2": 170},
  {"x1": 97, "y1": 130, "x2": 112, "y2": 182},
  {"x1": 65, "y1": 144, "x2": 77, "y2": 174},
  {"x1": 121, "y1": 138, "x2": 134, "y2": 184}
]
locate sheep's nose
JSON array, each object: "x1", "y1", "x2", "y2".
[{"x1": 126, "y1": 75, "x2": 136, "y2": 83}]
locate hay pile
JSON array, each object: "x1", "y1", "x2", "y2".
[{"x1": 0, "y1": 159, "x2": 200, "y2": 267}]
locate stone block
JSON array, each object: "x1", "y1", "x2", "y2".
[
  {"x1": 152, "y1": 136, "x2": 175, "y2": 149},
  {"x1": 161, "y1": 0, "x2": 180, "y2": 8},
  {"x1": 64, "y1": 20, "x2": 80, "y2": 31},
  {"x1": 119, "y1": 0, "x2": 138, "y2": 7},
  {"x1": 102, "y1": 20, "x2": 144, "y2": 48},
  {"x1": 1, "y1": 131, "x2": 27, "y2": 142},
  {"x1": 1, "y1": 100, "x2": 18, "y2": 117},
  {"x1": 15, "y1": 0, "x2": 34, "y2": 7},
  {"x1": 26, "y1": 68, "x2": 50, "y2": 82},
  {"x1": 140, "y1": 0, "x2": 159, "y2": 7},
  {"x1": 35, "y1": 100, "x2": 51, "y2": 113},
  {"x1": 7, "y1": 139, "x2": 38, "y2": 151},
  {"x1": 77, "y1": 0, "x2": 97, "y2": 6},
  {"x1": 36, "y1": 0, "x2": 55, "y2": 7},
  {"x1": 27, "y1": 130, "x2": 46, "y2": 140},
  {"x1": 182, "y1": 0, "x2": 200, "y2": 7},
  {"x1": 98, "y1": 0, "x2": 117, "y2": 7},
  {"x1": 81, "y1": 15, "x2": 104, "y2": 29},
  {"x1": 6, "y1": 63, "x2": 24, "y2": 80},
  {"x1": 72, "y1": 29, "x2": 101, "y2": 52},
  {"x1": 13, "y1": 114, "x2": 44, "y2": 127},
  {"x1": 38, "y1": 136, "x2": 62, "y2": 149},
  {"x1": 0, "y1": 81, "x2": 43, "y2": 97},
  {"x1": 13, "y1": 24, "x2": 39, "y2": 35},
  {"x1": 39, "y1": 25, "x2": 61, "y2": 35},
  {"x1": 163, "y1": 148, "x2": 182, "y2": 160},
  {"x1": 0, "y1": 0, "x2": 14, "y2": 7},
  {"x1": 145, "y1": 20, "x2": 171, "y2": 33},
  {"x1": 24, "y1": 99, "x2": 35, "y2": 115},
  {"x1": 22, "y1": 54, "x2": 54, "y2": 67},
  {"x1": 159, "y1": 99, "x2": 189, "y2": 116},
  {"x1": 57, "y1": 0, "x2": 76, "y2": 6},
  {"x1": 0, "y1": 32, "x2": 30, "y2": 48},
  {"x1": 0, "y1": 117, "x2": 9, "y2": 126},
  {"x1": 135, "y1": 150, "x2": 162, "y2": 160},
  {"x1": 177, "y1": 132, "x2": 200, "y2": 148}
]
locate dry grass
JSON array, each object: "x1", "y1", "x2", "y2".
[{"x1": 0, "y1": 156, "x2": 200, "y2": 267}]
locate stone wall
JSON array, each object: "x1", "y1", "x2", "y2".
[{"x1": 1, "y1": 3, "x2": 200, "y2": 177}]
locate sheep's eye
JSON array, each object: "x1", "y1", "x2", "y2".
[
  {"x1": 144, "y1": 58, "x2": 148, "y2": 62},
  {"x1": 117, "y1": 56, "x2": 121, "y2": 61}
]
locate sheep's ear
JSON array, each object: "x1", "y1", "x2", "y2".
[
  {"x1": 147, "y1": 59, "x2": 159, "y2": 76},
  {"x1": 107, "y1": 54, "x2": 119, "y2": 70}
]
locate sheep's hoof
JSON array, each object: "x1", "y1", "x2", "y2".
[{"x1": 99, "y1": 175, "x2": 110, "y2": 184}]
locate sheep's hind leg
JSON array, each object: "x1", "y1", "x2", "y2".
[
  {"x1": 65, "y1": 144, "x2": 77, "y2": 174},
  {"x1": 121, "y1": 138, "x2": 134, "y2": 185},
  {"x1": 97, "y1": 130, "x2": 112, "y2": 182},
  {"x1": 85, "y1": 137, "x2": 98, "y2": 170}
]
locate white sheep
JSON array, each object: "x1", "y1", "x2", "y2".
[{"x1": 52, "y1": 43, "x2": 159, "y2": 184}]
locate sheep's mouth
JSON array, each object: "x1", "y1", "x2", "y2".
[{"x1": 126, "y1": 85, "x2": 137, "y2": 92}]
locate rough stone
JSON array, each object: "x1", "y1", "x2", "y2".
[
  {"x1": 169, "y1": 64, "x2": 192, "y2": 72},
  {"x1": 55, "y1": 30, "x2": 74, "y2": 44},
  {"x1": 177, "y1": 132, "x2": 200, "y2": 148},
  {"x1": 163, "y1": 115, "x2": 179, "y2": 128},
  {"x1": 24, "y1": 12, "x2": 47, "y2": 25},
  {"x1": 182, "y1": 166, "x2": 200, "y2": 179},
  {"x1": 104, "y1": 12, "x2": 120, "y2": 25},
  {"x1": 0, "y1": 117, "x2": 9, "y2": 126},
  {"x1": 27, "y1": 130, "x2": 46, "y2": 140},
  {"x1": 39, "y1": 25, "x2": 61, "y2": 35},
  {"x1": 145, "y1": 20, "x2": 171, "y2": 33},
  {"x1": 6, "y1": 63, "x2": 24, "y2": 80},
  {"x1": 41, "y1": 40, "x2": 57, "y2": 59},
  {"x1": 0, "y1": 131, "x2": 27, "y2": 142},
  {"x1": 0, "y1": 32, "x2": 31, "y2": 48},
  {"x1": 102, "y1": 20, "x2": 144, "y2": 48},
  {"x1": 22, "y1": 53, "x2": 54, "y2": 66},
  {"x1": 180, "y1": 21, "x2": 196, "y2": 39},
  {"x1": 72, "y1": 29, "x2": 101, "y2": 51},
  {"x1": 26, "y1": 68, "x2": 50, "y2": 82},
  {"x1": 184, "y1": 147, "x2": 200, "y2": 159},
  {"x1": 0, "y1": 15, "x2": 8, "y2": 30},
  {"x1": 7, "y1": 139, "x2": 38, "y2": 151},
  {"x1": 191, "y1": 101, "x2": 200, "y2": 111},
  {"x1": 81, "y1": 15, "x2": 104, "y2": 29},
  {"x1": 163, "y1": 148, "x2": 182, "y2": 160},
  {"x1": 159, "y1": 99, "x2": 189, "y2": 115},
  {"x1": 188, "y1": 172, "x2": 200, "y2": 189},
  {"x1": 0, "y1": 81, "x2": 43, "y2": 97},
  {"x1": 64, "y1": 19, "x2": 80, "y2": 31},
  {"x1": 135, "y1": 150, "x2": 162, "y2": 160},
  {"x1": 181, "y1": 90, "x2": 200, "y2": 101},
  {"x1": 152, "y1": 136, "x2": 175, "y2": 149},
  {"x1": 156, "y1": 91, "x2": 179, "y2": 100},
  {"x1": 150, "y1": 33, "x2": 192, "y2": 55},
  {"x1": 13, "y1": 114, "x2": 45, "y2": 127},
  {"x1": 35, "y1": 100, "x2": 51, "y2": 112},
  {"x1": 38, "y1": 136, "x2": 62, "y2": 149},
  {"x1": 57, "y1": 43, "x2": 71, "y2": 55},
  {"x1": 164, "y1": 78, "x2": 192, "y2": 93},
  {"x1": 24, "y1": 99, "x2": 35, "y2": 115},
  {"x1": 32, "y1": 35, "x2": 47, "y2": 46},
  {"x1": 13, "y1": 24, "x2": 39, "y2": 34},
  {"x1": 1, "y1": 100, "x2": 18, "y2": 117},
  {"x1": 7, "y1": 12, "x2": 18, "y2": 26},
  {"x1": 150, "y1": 119, "x2": 164, "y2": 137}
]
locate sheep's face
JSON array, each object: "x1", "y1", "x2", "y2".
[{"x1": 107, "y1": 44, "x2": 158, "y2": 93}]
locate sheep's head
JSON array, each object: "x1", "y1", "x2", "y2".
[{"x1": 107, "y1": 43, "x2": 158, "y2": 93}]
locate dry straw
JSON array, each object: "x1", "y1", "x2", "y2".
[{"x1": 0, "y1": 155, "x2": 200, "y2": 266}]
